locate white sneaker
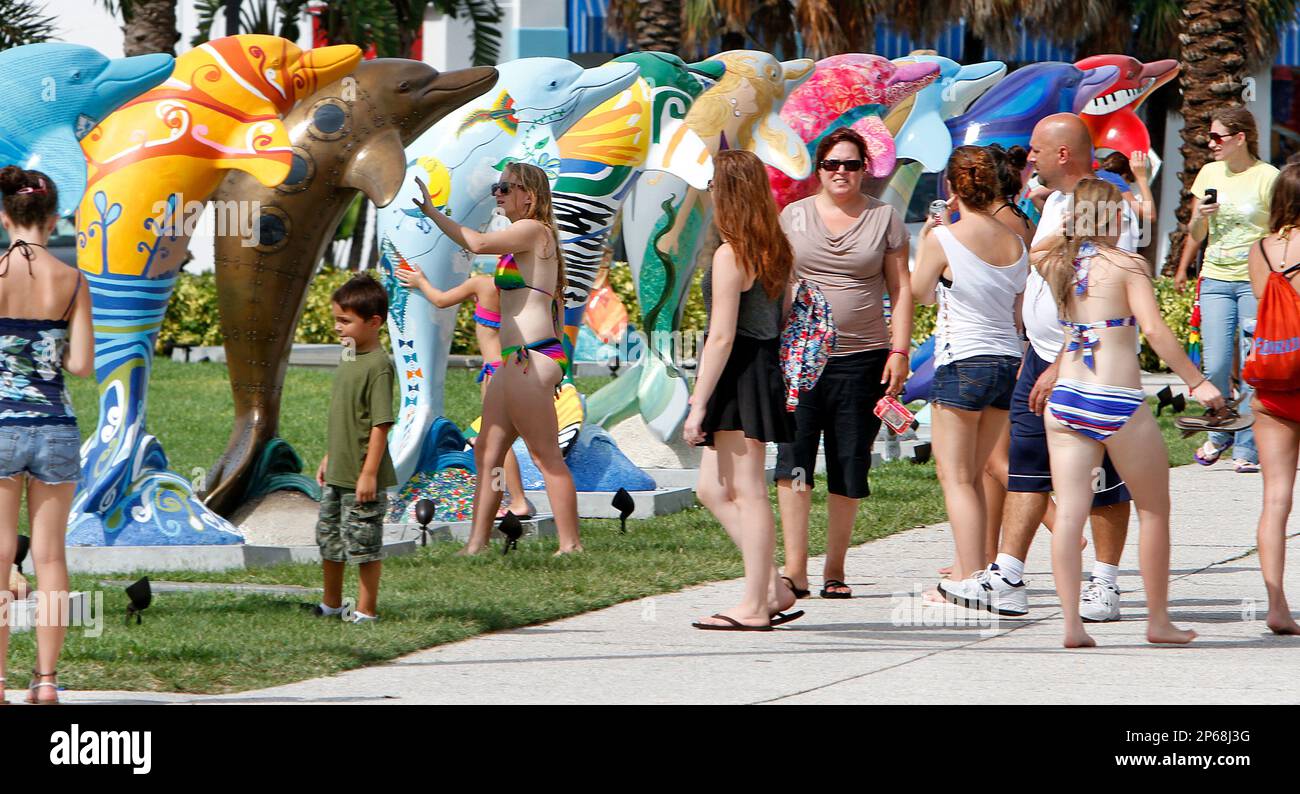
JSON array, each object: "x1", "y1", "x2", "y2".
[
  {"x1": 938, "y1": 566, "x2": 1028, "y2": 616},
  {"x1": 1079, "y1": 578, "x2": 1121, "y2": 622},
  {"x1": 349, "y1": 611, "x2": 379, "y2": 624}
]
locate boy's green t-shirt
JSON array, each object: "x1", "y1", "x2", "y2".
[{"x1": 325, "y1": 348, "x2": 397, "y2": 490}]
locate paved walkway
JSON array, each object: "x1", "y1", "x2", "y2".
[{"x1": 38, "y1": 463, "x2": 1300, "y2": 705}]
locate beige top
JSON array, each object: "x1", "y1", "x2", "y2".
[{"x1": 779, "y1": 195, "x2": 906, "y2": 355}]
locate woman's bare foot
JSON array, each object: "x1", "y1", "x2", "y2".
[
  {"x1": 1265, "y1": 610, "x2": 1300, "y2": 635},
  {"x1": 1147, "y1": 622, "x2": 1197, "y2": 645},
  {"x1": 693, "y1": 607, "x2": 770, "y2": 629},
  {"x1": 455, "y1": 543, "x2": 489, "y2": 557},
  {"x1": 769, "y1": 579, "x2": 798, "y2": 615},
  {"x1": 553, "y1": 544, "x2": 584, "y2": 557},
  {"x1": 1063, "y1": 626, "x2": 1097, "y2": 648}
]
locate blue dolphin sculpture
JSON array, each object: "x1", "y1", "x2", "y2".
[
  {"x1": 946, "y1": 62, "x2": 1119, "y2": 151},
  {"x1": 0, "y1": 43, "x2": 174, "y2": 217}
]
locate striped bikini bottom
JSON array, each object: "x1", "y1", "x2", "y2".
[
  {"x1": 502, "y1": 337, "x2": 570, "y2": 380},
  {"x1": 1047, "y1": 378, "x2": 1146, "y2": 441}
]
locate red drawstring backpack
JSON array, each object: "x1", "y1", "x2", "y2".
[{"x1": 1242, "y1": 242, "x2": 1300, "y2": 391}]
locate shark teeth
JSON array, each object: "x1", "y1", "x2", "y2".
[{"x1": 1081, "y1": 84, "x2": 1148, "y2": 115}]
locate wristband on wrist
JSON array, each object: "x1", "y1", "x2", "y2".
[
  {"x1": 1189, "y1": 376, "x2": 1207, "y2": 391},
  {"x1": 888, "y1": 349, "x2": 908, "y2": 359}
]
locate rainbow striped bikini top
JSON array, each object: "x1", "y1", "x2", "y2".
[{"x1": 494, "y1": 254, "x2": 552, "y2": 297}]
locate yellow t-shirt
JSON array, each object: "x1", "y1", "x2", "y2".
[{"x1": 1192, "y1": 160, "x2": 1279, "y2": 281}]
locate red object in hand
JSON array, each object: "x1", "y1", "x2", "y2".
[{"x1": 874, "y1": 395, "x2": 915, "y2": 434}]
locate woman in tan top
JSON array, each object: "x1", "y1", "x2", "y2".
[{"x1": 775, "y1": 128, "x2": 913, "y2": 600}]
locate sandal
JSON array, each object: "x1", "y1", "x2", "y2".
[
  {"x1": 26, "y1": 669, "x2": 58, "y2": 705},
  {"x1": 691, "y1": 614, "x2": 774, "y2": 631},
  {"x1": 820, "y1": 579, "x2": 853, "y2": 599},
  {"x1": 780, "y1": 576, "x2": 810, "y2": 599},
  {"x1": 1177, "y1": 395, "x2": 1254, "y2": 438},
  {"x1": 1234, "y1": 459, "x2": 1260, "y2": 474},
  {"x1": 1193, "y1": 439, "x2": 1229, "y2": 466},
  {"x1": 769, "y1": 610, "x2": 805, "y2": 627}
]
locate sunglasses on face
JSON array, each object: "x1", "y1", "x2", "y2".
[
  {"x1": 818, "y1": 158, "x2": 865, "y2": 172},
  {"x1": 490, "y1": 181, "x2": 523, "y2": 196},
  {"x1": 1208, "y1": 131, "x2": 1240, "y2": 145}
]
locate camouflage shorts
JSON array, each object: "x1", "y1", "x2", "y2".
[{"x1": 316, "y1": 485, "x2": 386, "y2": 564}]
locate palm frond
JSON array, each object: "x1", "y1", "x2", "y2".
[
  {"x1": 433, "y1": 0, "x2": 502, "y2": 66},
  {"x1": 0, "y1": 0, "x2": 59, "y2": 50}
]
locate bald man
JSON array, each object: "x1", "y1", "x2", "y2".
[{"x1": 939, "y1": 113, "x2": 1136, "y2": 622}]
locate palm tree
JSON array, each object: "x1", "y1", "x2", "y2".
[
  {"x1": 0, "y1": 0, "x2": 59, "y2": 50},
  {"x1": 98, "y1": 0, "x2": 182, "y2": 56},
  {"x1": 192, "y1": 0, "x2": 309, "y2": 46}
]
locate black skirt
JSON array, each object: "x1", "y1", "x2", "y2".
[{"x1": 700, "y1": 334, "x2": 795, "y2": 447}]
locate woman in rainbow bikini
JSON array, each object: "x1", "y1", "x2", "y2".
[
  {"x1": 411, "y1": 162, "x2": 580, "y2": 555},
  {"x1": 395, "y1": 267, "x2": 536, "y2": 520},
  {"x1": 1035, "y1": 178, "x2": 1223, "y2": 648}
]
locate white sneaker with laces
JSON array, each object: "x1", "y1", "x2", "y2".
[
  {"x1": 938, "y1": 566, "x2": 1028, "y2": 616},
  {"x1": 1079, "y1": 578, "x2": 1121, "y2": 622}
]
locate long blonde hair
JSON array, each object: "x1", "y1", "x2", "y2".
[
  {"x1": 504, "y1": 161, "x2": 567, "y2": 310},
  {"x1": 1040, "y1": 178, "x2": 1146, "y2": 318}
]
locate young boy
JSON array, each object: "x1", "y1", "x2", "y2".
[{"x1": 313, "y1": 274, "x2": 397, "y2": 624}]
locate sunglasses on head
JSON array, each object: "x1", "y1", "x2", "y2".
[
  {"x1": 818, "y1": 158, "x2": 864, "y2": 172},
  {"x1": 1208, "y1": 131, "x2": 1241, "y2": 145},
  {"x1": 490, "y1": 181, "x2": 523, "y2": 196}
]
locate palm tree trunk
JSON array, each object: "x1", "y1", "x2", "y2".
[
  {"x1": 636, "y1": 0, "x2": 681, "y2": 52},
  {"x1": 1168, "y1": 0, "x2": 1251, "y2": 272},
  {"x1": 123, "y1": 0, "x2": 182, "y2": 56}
]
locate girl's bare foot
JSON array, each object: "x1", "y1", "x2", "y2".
[
  {"x1": 1147, "y1": 622, "x2": 1197, "y2": 644},
  {"x1": 1265, "y1": 610, "x2": 1300, "y2": 635},
  {"x1": 455, "y1": 543, "x2": 488, "y2": 557},
  {"x1": 1063, "y1": 626, "x2": 1097, "y2": 648},
  {"x1": 554, "y1": 544, "x2": 584, "y2": 557},
  {"x1": 693, "y1": 607, "x2": 769, "y2": 629}
]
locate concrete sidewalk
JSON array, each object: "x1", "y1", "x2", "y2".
[{"x1": 44, "y1": 463, "x2": 1300, "y2": 705}]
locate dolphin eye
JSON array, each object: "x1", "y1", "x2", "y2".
[
  {"x1": 549, "y1": 80, "x2": 558, "y2": 89},
  {"x1": 398, "y1": 80, "x2": 411, "y2": 93},
  {"x1": 69, "y1": 70, "x2": 83, "y2": 83}
]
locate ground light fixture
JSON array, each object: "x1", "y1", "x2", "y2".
[
  {"x1": 414, "y1": 498, "x2": 437, "y2": 546},
  {"x1": 612, "y1": 488, "x2": 635, "y2": 533},
  {"x1": 125, "y1": 576, "x2": 152, "y2": 625},
  {"x1": 498, "y1": 512, "x2": 523, "y2": 555}
]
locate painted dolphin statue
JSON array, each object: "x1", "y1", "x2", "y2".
[
  {"x1": 68, "y1": 36, "x2": 362, "y2": 546},
  {"x1": 552, "y1": 51, "x2": 720, "y2": 384},
  {"x1": 878, "y1": 54, "x2": 1006, "y2": 215},
  {"x1": 767, "y1": 54, "x2": 939, "y2": 209},
  {"x1": 203, "y1": 60, "x2": 499, "y2": 518},
  {"x1": 585, "y1": 50, "x2": 814, "y2": 443},
  {"x1": 1076, "y1": 55, "x2": 1179, "y2": 176},
  {"x1": 375, "y1": 57, "x2": 640, "y2": 487},
  {"x1": 0, "y1": 43, "x2": 174, "y2": 217},
  {"x1": 946, "y1": 62, "x2": 1120, "y2": 151}
]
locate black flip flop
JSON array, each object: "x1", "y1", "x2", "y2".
[
  {"x1": 781, "y1": 575, "x2": 810, "y2": 599},
  {"x1": 769, "y1": 610, "x2": 805, "y2": 627},
  {"x1": 820, "y1": 579, "x2": 853, "y2": 599},
  {"x1": 691, "y1": 614, "x2": 774, "y2": 631}
]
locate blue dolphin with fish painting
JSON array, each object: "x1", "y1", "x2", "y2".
[
  {"x1": 0, "y1": 43, "x2": 174, "y2": 217},
  {"x1": 945, "y1": 61, "x2": 1120, "y2": 151}
]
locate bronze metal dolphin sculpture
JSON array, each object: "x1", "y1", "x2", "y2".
[{"x1": 203, "y1": 59, "x2": 498, "y2": 516}]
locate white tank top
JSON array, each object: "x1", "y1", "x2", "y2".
[{"x1": 932, "y1": 225, "x2": 1029, "y2": 365}]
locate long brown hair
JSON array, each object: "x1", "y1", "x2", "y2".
[
  {"x1": 504, "y1": 161, "x2": 567, "y2": 305},
  {"x1": 1269, "y1": 162, "x2": 1300, "y2": 233},
  {"x1": 1213, "y1": 106, "x2": 1261, "y2": 161},
  {"x1": 710, "y1": 149, "x2": 792, "y2": 299},
  {"x1": 946, "y1": 145, "x2": 998, "y2": 211},
  {"x1": 1040, "y1": 178, "x2": 1145, "y2": 317}
]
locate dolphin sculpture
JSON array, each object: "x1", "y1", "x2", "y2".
[
  {"x1": 767, "y1": 54, "x2": 939, "y2": 209},
  {"x1": 202, "y1": 60, "x2": 499, "y2": 518},
  {"x1": 374, "y1": 57, "x2": 640, "y2": 487},
  {"x1": 1076, "y1": 55, "x2": 1179, "y2": 176},
  {"x1": 945, "y1": 62, "x2": 1120, "y2": 151},
  {"x1": 68, "y1": 36, "x2": 362, "y2": 546},
  {"x1": 878, "y1": 54, "x2": 1006, "y2": 215},
  {"x1": 0, "y1": 43, "x2": 175, "y2": 217},
  {"x1": 552, "y1": 51, "x2": 721, "y2": 375},
  {"x1": 585, "y1": 50, "x2": 814, "y2": 443}
]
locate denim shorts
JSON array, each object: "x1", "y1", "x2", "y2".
[
  {"x1": 931, "y1": 354, "x2": 1020, "y2": 411},
  {"x1": 0, "y1": 423, "x2": 82, "y2": 485}
]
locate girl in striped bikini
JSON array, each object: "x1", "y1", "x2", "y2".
[
  {"x1": 395, "y1": 268, "x2": 535, "y2": 520},
  {"x1": 411, "y1": 162, "x2": 579, "y2": 555},
  {"x1": 1035, "y1": 179, "x2": 1224, "y2": 648}
]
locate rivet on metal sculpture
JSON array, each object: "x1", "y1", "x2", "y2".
[
  {"x1": 585, "y1": 50, "x2": 815, "y2": 443},
  {"x1": 768, "y1": 54, "x2": 940, "y2": 209},
  {"x1": 202, "y1": 59, "x2": 498, "y2": 518},
  {"x1": 0, "y1": 44, "x2": 175, "y2": 218},
  {"x1": 68, "y1": 36, "x2": 362, "y2": 546},
  {"x1": 375, "y1": 57, "x2": 639, "y2": 488},
  {"x1": 1075, "y1": 55, "x2": 1179, "y2": 177}
]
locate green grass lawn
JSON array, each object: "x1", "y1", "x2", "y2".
[{"x1": 3, "y1": 359, "x2": 1208, "y2": 694}]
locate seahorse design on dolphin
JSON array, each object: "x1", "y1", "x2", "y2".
[
  {"x1": 552, "y1": 51, "x2": 721, "y2": 375},
  {"x1": 374, "y1": 58, "x2": 640, "y2": 487},
  {"x1": 67, "y1": 36, "x2": 361, "y2": 546},
  {"x1": 1075, "y1": 55, "x2": 1179, "y2": 176},
  {"x1": 878, "y1": 54, "x2": 1006, "y2": 215},
  {"x1": 584, "y1": 50, "x2": 814, "y2": 443},
  {"x1": 0, "y1": 43, "x2": 175, "y2": 217},
  {"x1": 202, "y1": 60, "x2": 499, "y2": 518},
  {"x1": 767, "y1": 54, "x2": 939, "y2": 209}
]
